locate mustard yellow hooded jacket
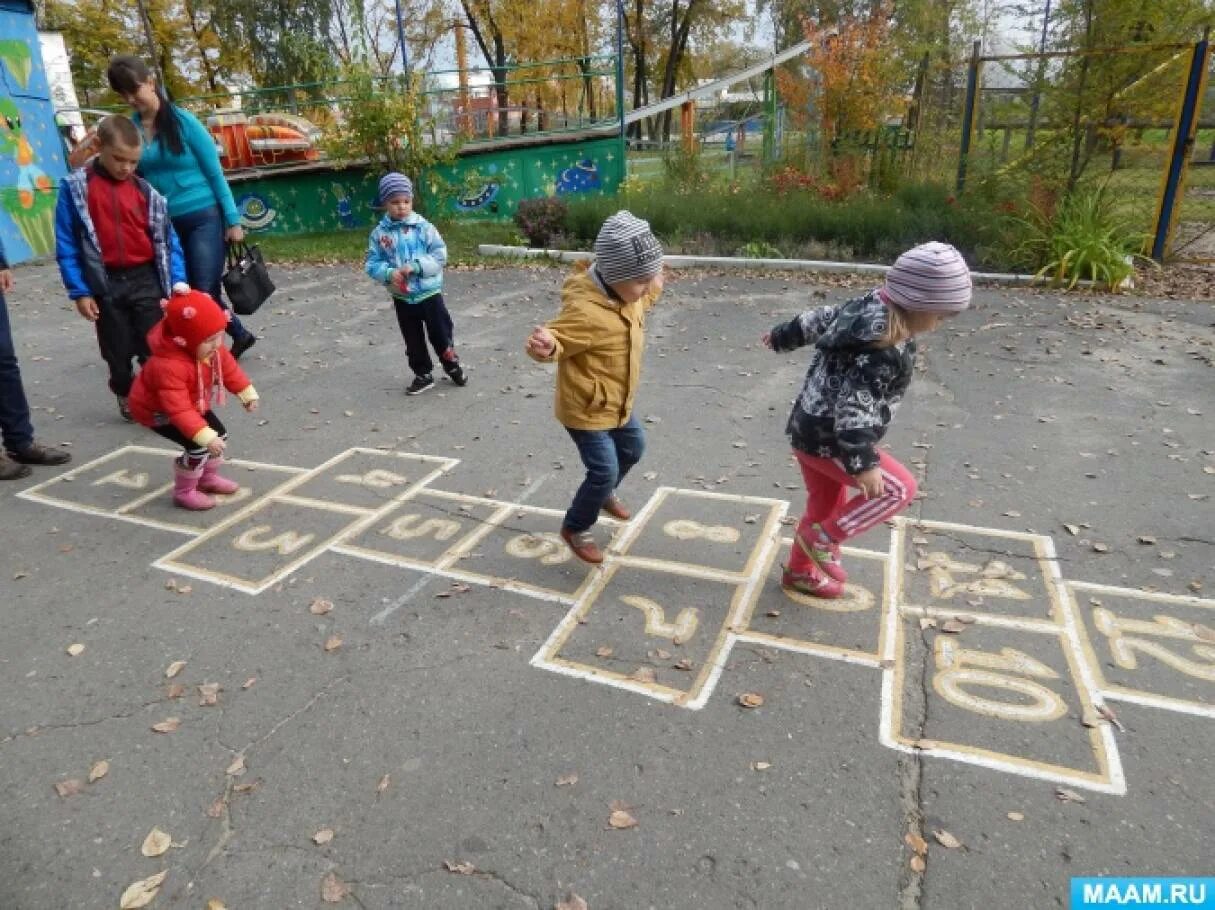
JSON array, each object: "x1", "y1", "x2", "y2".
[{"x1": 528, "y1": 264, "x2": 659, "y2": 430}]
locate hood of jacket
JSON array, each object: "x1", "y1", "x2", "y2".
[{"x1": 815, "y1": 290, "x2": 890, "y2": 351}]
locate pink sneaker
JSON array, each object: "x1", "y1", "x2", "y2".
[
  {"x1": 198, "y1": 457, "x2": 240, "y2": 495},
  {"x1": 797, "y1": 525, "x2": 847, "y2": 584},
  {"x1": 781, "y1": 561, "x2": 845, "y2": 599},
  {"x1": 172, "y1": 462, "x2": 215, "y2": 511}
]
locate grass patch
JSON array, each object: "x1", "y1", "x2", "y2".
[{"x1": 255, "y1": 219, "x2": 524, "y2": 265}]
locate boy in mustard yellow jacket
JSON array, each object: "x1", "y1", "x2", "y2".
[{"x1": 526, "y1": 211, "x2": 664, "y2": 564}]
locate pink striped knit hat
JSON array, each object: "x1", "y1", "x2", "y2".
[{"x1": 883, "y1": 242, "x2": 972, "y2": 312}]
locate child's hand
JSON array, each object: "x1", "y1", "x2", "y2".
[
  {"x1": 854, "y1": 467, "x2": 884, "y2": 499},
  {"x1": 390, "y1": 265, "x2": 413, "y2": 290},
  {"x1": 207, "y1": 437, "x2": 227, "y2": 457},
  {"x1": 650, "y1": 267, "x2": 667, "y2": 295},
  {"x1": 527, "y1": 325, "x2": 556, "y2": 358},
  {"x1": 244, "y1": 399, "x2": 259, "y2": 413},
  {"x1": 75, "y1": 296, "x2": 99, "y2": 321},
  {"x1": 761, "y1": 331, "x2": 774, "y2": 350}
]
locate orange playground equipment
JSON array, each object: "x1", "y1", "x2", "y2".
[{"x1": 207, "y1": 111, "x2": 322, "y2": 170}]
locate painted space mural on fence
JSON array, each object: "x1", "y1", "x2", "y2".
[
  {"x1": 0, "y1": 2, "x2": 68, "y2": 264},
  {"x1": 225, "y1": 136, "x2": 624, "y2": 234}
]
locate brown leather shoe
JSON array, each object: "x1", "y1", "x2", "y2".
[
  {"x1": 600, "y1": 495, "x2": 631, "y2": 521},
  {"x1": 0, "y1": 453, "x2": 32, "y2": 480},
  {"x1": 7, "y1": 440, "x2": 71, "y2": 466},
  {"x1": 560, "y1": 526, "x2": 604, "y2": 564}
]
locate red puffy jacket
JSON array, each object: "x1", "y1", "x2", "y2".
[{"x1": 129, "y1": 320, "x2": 253, "y2": 441}]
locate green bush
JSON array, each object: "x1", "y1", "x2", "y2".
[
  {"x1": 1010, "y1": 183, "x2": 1150, "y2": 289},
  {"x1": 514, "y1": 196, "x2": 569, "y2": 248}
]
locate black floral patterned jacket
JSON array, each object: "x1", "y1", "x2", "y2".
[{"x1": 768, "y1": 290, "x2": 916, "y2": 475}]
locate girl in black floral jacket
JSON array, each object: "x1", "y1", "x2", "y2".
[{"x1": 764, "y1": 242, "x2": 972, "y2": 597}]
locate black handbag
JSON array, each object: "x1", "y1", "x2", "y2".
[{"x1": 222, "y1": 241, "x2": 275, "y2": 315}]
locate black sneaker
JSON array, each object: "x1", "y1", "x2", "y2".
[
  {"x1": 405, "y1": 374, "x2": 435, "y2": 396},
  {"x1": 230, "y1": 333, "x2": 257, "y2": 360},
  {"x1": 117, "y1": 395, "x2": 133, "y2": 422},
  {"x1": 7, "y1": 440, "x2": 72, "y2": 466},
  {"x1": 445, "y1": 363, "x2": 468, "y2": 386}
]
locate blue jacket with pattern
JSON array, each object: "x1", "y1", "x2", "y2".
[
  {"x1": 364, "y1": 212, "x2": 447, "y2": 304},
  {"x1": 53, "y1": 164, "x2": 185, "y2": 301},
  {"x1": 768, "y1": 290, "x2": 916, "y2": 474}
]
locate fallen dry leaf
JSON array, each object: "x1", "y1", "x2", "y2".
[
  {"x1": 595, "y1": 646, "x2": 614, "y2": 658},
  {"x1": 233, "y1": 779, "x2": 261, "y2": 794},
  {"x1": 919, "y1": 617, "x2": 937, "y2": 630},
  {"x1": 1007, "y1": 811, "x2": 1025, "y2": 822},
  {"x1": 1137, "y1": 535, "x2": 1157, "y2": 545},
  {"x1": 909, "y1": 855, "x2": 926, "y2": 873},
  {"x1": 313, "y1": 828, "x2": 335, "y2": 845},
  {"x1": 54, "y1": 778, "x2": 84, "y2": 798},
  {"x1": 166, "y1": 683, "x2": 185, "y2": 700},
  {"x1": 654, "y1": 648, "x2": 672, "y2": 660},
  {"x1": 310, "y1": 598, "x2": 333, "y2": 615},
  {"x1": 555, "y1": 895, "x2": 589, "y2": 910},
  {"x1": 1080, "y1": 707, "x2": 1102, "y2": 728},
  {"x1": 151, "y1": 717, "x2": 180, "y2": 734},
  {"x1": 555, "y1": 773, "x2": 579, "y2": 787},
  {"x1": 939, "y1": 619, "x2": 966, "y2": 634},
  {"x1": 141, "y1": 827, "x2": 172, "y2": 858},
  {"x1": 737, "y1": 692, "x2": 764, "y2": 708},
  {"x1": 198, "y1": 683, "x2": 221, "y2": 707},
  {"x1": 66, "y1": 643, "x2": 85, "y2": 657},
  {"x1": 206, "y1": 797, "x2": 226, "y2": 818},
  {"x1": 933, "y1": 829, "x2": 963, "y2": 849},
  {"x1": 444, "y1": 860, "x2": 476, "y2": 875},
  {"x1": 323, "y1": 635, "x2": 343, "y2": 652},
  {"x1": 752, "y1": 761, "x2": 771, "y2": 771},
  {"x1": 88, "y1": 760, "x2": 109, "y2": 783},
  {"x1": 608, "y1": 809, "x2": 638, "y2": 830},
  {"x1": 242, "y1": 677, "x2": 257, "y2": 689},
  {"x1": 320, "y1": 871, "x2": 350, "y2": 903},
  {"x1": 904, "y1": 833, "x2": 928, "y2": 856},
  {"x1": 673, "y1": 658, "x2": 694, "y2": 671},
  {"x1": 225, "y1": 755, "x2": 246, "y2": 776},
  {"x1": 631, "y1": 667, "x2": 657, "y2": 683},
  {"x1": 1096, "y1": 703, "x2": 1125, "y2": 732},
  {"x1": 164, "y1": 660, "x2": 187, "y2": 679},
  {"x1": 205, "y1": 901, "x2": 227, "y2": 910},
  {"x1": 1055, "y1": 787, "x2": 1086, "y2": 804},
  {"x1": 377, "y1": 773, "x2": 391, "y2": 794},
  {"x1": 120, "y1": 870, "x2": 167, "y2": 909},
  {"x1": 1092, "y1": 543, "x2": 1109, "y2": 553}
]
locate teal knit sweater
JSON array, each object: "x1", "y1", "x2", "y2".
[{"x1": 132, "y1": 107, "x2": 241, "y2": 227}]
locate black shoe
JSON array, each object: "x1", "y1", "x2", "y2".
[
  {"x1": 405, "y1": 374, "x2": 435, "y2": 396},
  {"x1": 230, "y1": 333, "x2": 257, "y2": 360},
  {"x1": 444, "y1": 363, "x2": 468, "y2": 386},
  {"x1": 117, "y1": 395, "x2": 133, "y2": 422},
  {"x1": 7, "y1": 440, "x2": 72, "y2": 466},
  {"x1": 0, "y1": 453, "x2": 32, "y2": 480}
]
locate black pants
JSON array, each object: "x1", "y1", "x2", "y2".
[
  {"x1": 95, "y1": 263, "x2": 164, "y2": 397},
  {"x1": 152, "y1": 411, "x2": 227, "y2": 459},
  {"x1": 392, "y1": 294, "x2": 458, "y2": 378}
]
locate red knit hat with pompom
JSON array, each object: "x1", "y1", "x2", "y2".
[{"x1": 162, "y1": 291, "x2": 230, "y2": 353}]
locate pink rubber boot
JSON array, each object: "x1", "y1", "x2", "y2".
[
  {"x1": 198, "y1": 457, "x2": 239, "y2": 495},
  {"x1": 173, "y1": 461, "x2": 215, "y2": 511}
]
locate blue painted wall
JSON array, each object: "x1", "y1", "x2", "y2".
[{"x1": 1, "y1": 1, "x2": 68, "y2": 264}]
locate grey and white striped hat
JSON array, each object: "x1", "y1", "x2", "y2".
[
  {"x1": 593, "y1": 211, "x2": 664, "y2": 286},
  {"x1": 884, "y1": 242, "x2": 972, "y2": 312}
]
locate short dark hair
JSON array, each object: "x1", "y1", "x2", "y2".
[{"x1": 96, "y1": 114, "x2": 141, "y2": 149}]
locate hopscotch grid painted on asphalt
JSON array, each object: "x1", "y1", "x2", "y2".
[{"x1": 16, "y1": 445, "x2": 1215, "y2": 795}]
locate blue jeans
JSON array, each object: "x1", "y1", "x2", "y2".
[
  {"x1": 172, "y1": 205, "x2": 250, "y2": 342},
  {"x1": 563, "y1": 416, "x2": 645, "y2": 532},
  {"x1": 0, "y1": 290, "x2": 35, "y2": 451}
]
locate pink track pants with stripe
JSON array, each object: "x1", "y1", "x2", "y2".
[{"x1": 787, "y1": 449, "x2": 917, "y2": 575}]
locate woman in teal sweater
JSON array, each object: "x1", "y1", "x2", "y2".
[{"x1": 103, "y1": 56, "x2": 257, "y2": 358}]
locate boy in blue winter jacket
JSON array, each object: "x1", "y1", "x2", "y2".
[
  {"x1": 364, "y1": 173, "x2": 467, "y2": 395},
  {"x1": 54, "y1": 114, "x2": 188, "y2": 420}
]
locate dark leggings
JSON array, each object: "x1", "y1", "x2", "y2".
[{"x1": 152, "y1": 411, "x2": 227, "y2": 464}]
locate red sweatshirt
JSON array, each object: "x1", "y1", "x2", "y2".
[{"x1": 86, "y1": 163, "x2": 154, "y2": 269}]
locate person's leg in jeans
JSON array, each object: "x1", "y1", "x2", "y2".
[
  {"x1": 393, "y1": 298, "x2": 434, "y2": 380},
  {"x1": 418, "y1": 294, "x2": 467, "y2": 384},
  {"x1": 564, "y1": 428, "x2": 619, "y2": 533},
  {"x1": 0, "y1": 289, "x2": 35, "y2": 453},
  {"x1": 172, "y1": 206, "x2": 251, "y2": 344},
  {"x1": 601, "y1": 416, "x2": 645, "y2": 516}
]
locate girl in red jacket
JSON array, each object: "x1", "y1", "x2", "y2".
[{"x1": 128, "y1": 290, "x2": 259, "y2": 510}]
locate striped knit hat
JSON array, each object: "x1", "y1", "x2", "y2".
[
  {"x1": 884, "y1": 242, "x2": 972, "y2": 312},
  {"x1": 593, "y1": 211, "x2": 664, "y2": 285},
  {"x1": 378, "y1": 172, "x2": 413, "y2": 205}
]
